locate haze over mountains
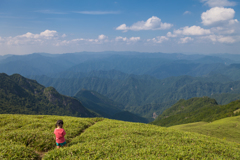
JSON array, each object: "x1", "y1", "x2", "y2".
[{"x1": 1, "y1": 52, "x2": 240, "y2": 122}]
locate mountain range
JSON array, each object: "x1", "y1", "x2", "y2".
[{"x1": 2, "y1": 52, "x2": 240, "y2": 121}]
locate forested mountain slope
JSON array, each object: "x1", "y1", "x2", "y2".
[
  {"x1": 152, "y1": 97, "x2": 240, "y2": 126},
  {"x1": 0, "y1": 73, "x2": 96, "y2": 117}
]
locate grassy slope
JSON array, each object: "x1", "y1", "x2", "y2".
[
  {"x1": 152, "y1": 97, "x2": 240, "y2": 127},
  {"x1": 0, "y1": 114, "x2": 103, "y2": 159},
  {"x1": 1, "y1": 114, "x2": 240, "y2": 159},
  {"x1": 170, "y1": 115, "x2": 240, "y2": 144}
]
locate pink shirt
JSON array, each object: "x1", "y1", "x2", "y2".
[{"x1": 54, "y1": 128, "x2": 66, "y2": 143}]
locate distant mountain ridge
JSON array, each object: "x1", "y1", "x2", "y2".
[{"x1": 2, "y1": 52, "x2": 240, "y2": 80}]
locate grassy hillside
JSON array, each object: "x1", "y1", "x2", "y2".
[
  {"x1": 170, "y1": 115, "x2": 240, "y2": 144},
  {"x1": 2, "y1": 114, "x2": 240, "y2": 159},
  {"x1": 152, "y1": 97, "x2": 240, "y2": 127},
  {"x1": 0, "y1": 73, "x2": 96, "y2": 117},
  {"x1": 0, "y1": 114, "x2": 102, "y2": 159}
]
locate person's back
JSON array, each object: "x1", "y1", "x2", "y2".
[{"x1": 54, "y1": 120, "x2": 66, "y2": 148}]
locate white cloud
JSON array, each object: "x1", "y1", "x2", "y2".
[
  {"x1": 129, "y1": 37, "x2": 141, "y2": 41},
  {"x1": 115, "y1": 36, "x2": 127, "y2": 41},
  {"x1": 183, "y1": 11, "x2": 191, "y2": 15},
  {"x1": 62, "y1": 34, "x2": 67, "y2": 38},
  {"x1": 147, "y1": 36, "x2": 169, "y2": 43},
  {"x1": 167, "y1": 32, "x2": 177, "y2": 37},
  {"x1": 39, "y1": 30, "x2": 58, "y2": 39},
  {"x1": 58, "y1": 34, "x2": 109, "y2": 46},
  {"x1": 116, "y1": 16, "x2": 173, "y2": 32},
  {"x1": 74, "y1": 11, "x2": 120, "y2": 15},
  {"x1": 98, "y1": 34, "x2": 108, "y2": 40},
  {"x1": 201, "y1": 7, "x2": 235, "y2": 25},
  {"x1": 4, "y1": 30, "x2": 59, "y2": 45},
  {"x1": 201, "y1": 0, "x2": 237, "y2": 7},
  {"x1": 201, "y1": 35, "x2": 236, "y2": 43},
  {"x1": 229, "y1": 19, "x2": 239, "y2": 25},
  {"x1": 179, "y1": 37, "x2": 194, "y2": 43},
  {"x1": 173, "y1": 26, "x2": 211, "y2": 36},
  {"x1": 210, "y1": 27, "x2": 235, "y2": 34},
  {"x1": 115, "y1": 36, "x2": 140, "y2": 43},
  {"x1": 218, "y1": 36, "x2": 235, "y2": 43}
]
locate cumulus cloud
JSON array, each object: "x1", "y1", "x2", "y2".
[
  {"x1": 201, "y1": 0, "x2": 237, "y2": 7},
  {"x1": 116, "y1": 16, "x2": 173, "y2": 32},
  {"x1": 173, "y1": 26, "x2": 211, "y2": 36},
  {"x1": 167, "y1": 32, "x2": 177, "y2": 37},
  {"x1": 210, "y1": 27, "x2": 235, "y2": 34},
  {"x1": 115, "y1": 36, "x2": 140, "y2": 43},
  {"x1": 58, "y1": 34, "x2": 109, "y2": 46},
  {"x1": 98, "y1": 34, "x2": 108, "y2": 40},
  {"x1": 201, "y1": 7, "x2": 235, "y2": 25},
  {"x1": 179, "y1": 37, "x2": 194, "y2": 43},
  {"x1": 3, "y1": 30, "x2": 59, "y2": 45},
  {"x1": 201, "y1": 35, "x2": 236, "y2": 43},
  {"x1": 147, "y1": 36, "x2": 169, "y2": 43},
  {"x1": 229, "y1": 19, "x2": 239, "y2": 25}
]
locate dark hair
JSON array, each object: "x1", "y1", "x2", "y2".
[{"x1": 56, "y1": 120, "x2": 64, "y2": 128}]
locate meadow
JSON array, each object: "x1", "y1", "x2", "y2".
[
  {"x1": 170, "y1": 115, "x2": 240, "y2": 144},
  {"x1": 1, "y1": 114, "x2": 240, "y2": 159}
]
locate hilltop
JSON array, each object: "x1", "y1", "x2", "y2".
[
  {"x1": 1, "y1": 114, "x2": 240, "y2": 159},
  {"x1": 0, "y1": 73, "x2": 96, "y2": 117},
  {"x1": 152, "y1": 97, "x2": 240, "y2": 126}
]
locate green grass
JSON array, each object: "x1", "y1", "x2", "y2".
[
  {"x1": 2, "y1": 114, "x2": 240, "y2": 159},
  {"x1": 0, "y1": 114, "x2": 103, "y2": 159},
  {"x1": 170, "y1": 115, "x2": 240, "y2": 144}
]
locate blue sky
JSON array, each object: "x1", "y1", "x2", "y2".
[{"x1": 0, "y1": 0, "x2": 239, "y2": 55}]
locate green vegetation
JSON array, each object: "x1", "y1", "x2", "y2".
[
  {"x1": 170, "y1": 115, "x2": 240, "y2": 144},
  {"x1": 125, "y1": 100, "x2": 177, "y2": 121},
  {"x1": 0, "y1": 114, "x2": 102, "y2": 159},
  {"x1": 0, "y1": 73, "x2": 96, "y2": 117},
  {"x1": 112, "y1": 111, "x2": 149, "y2": 123},
  {"x1": 74, "y1": 89, "x2": 149, "y2": 123},
  {"x1": 2, "y1": 114, "x2": 240, "y2": 159},
  {"x1": 74, "y1": 89, "x2": 123, "y2": 117},
  {"x1": 211, "y1": 92, "x2": 240, "y2": 105},
  {"x1": 152, "y1": 97, "x2": 240, "y2": 126},
  {"x1": 29, "y1": 72, "x2": 240, "y2": 120}
]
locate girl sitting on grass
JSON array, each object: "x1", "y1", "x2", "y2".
[{"x1": 54, "y1": 120, "x2": 67, "y2": 149}]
